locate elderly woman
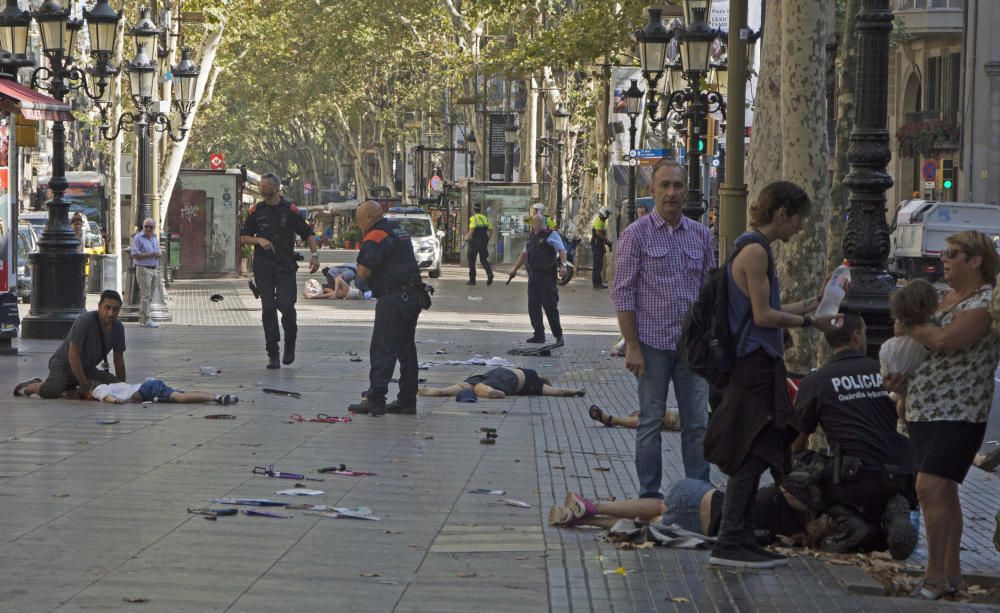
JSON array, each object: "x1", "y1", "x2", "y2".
[{"x1": 887, "y1": 230, "x2": 1000, "y2": 600}]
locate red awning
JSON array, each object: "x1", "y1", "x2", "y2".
[{"x1": 0, "y1": 78, "x2": 74, "y2": 122}]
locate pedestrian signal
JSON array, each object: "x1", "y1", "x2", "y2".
[{"x1": 942, "y1": 159, "x2": 954, "y2": 191}]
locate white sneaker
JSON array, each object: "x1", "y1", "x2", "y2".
[{"x1": 143, "y1": 321, "x2": 160, "y2": 329}]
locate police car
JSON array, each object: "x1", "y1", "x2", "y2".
[{"x1": 385, "y1": 207, "x2": 444, "y2": 278}]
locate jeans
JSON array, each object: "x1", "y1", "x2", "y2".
[
  {"x1": 716, "y1": 454, "x2": 769, "y2": 547},
  {"x1": 636, "y1": 343, "x2": 710, "y2": 498},
  {"x1": 367, "y1": 291, "x2": 421, "y2": 406},
  {"x1": 136, "y1": 265, "x2": 158, "y2": 323},
  {"x1": 255, "y1": 267, "x2": 298, "y2": 357},
  {"x1": 527, "y1": 273, "x2": 562, "y2": 339}
]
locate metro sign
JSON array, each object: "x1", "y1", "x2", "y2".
[{"x1": 209, "y1": 153, "x2": 225, "y2": 170}]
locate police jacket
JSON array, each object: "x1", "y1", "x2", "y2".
[
  {"x1": 240, "y1": 198, "x2": 314, "y2": 273},
  {"x1": 526, "y1": 229, "x2": 557, "y2": 276},
  {"x1": 357, "y1": 218, "x2": 422, "y2": 298},
  {"x1": 794, "y1": 349, "x2": 914, "y2": 472},
  {"x1": 469, "y1": 213, "x2": 491, "y2": 245}
]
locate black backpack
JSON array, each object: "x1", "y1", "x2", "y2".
[{"x1": 680, "y1": 232, "x2": 771, "y2": 387}]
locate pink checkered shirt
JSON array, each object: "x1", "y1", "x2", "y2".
[{"x1": 611, "y1": 212, "x2": 715, "y2": 351}]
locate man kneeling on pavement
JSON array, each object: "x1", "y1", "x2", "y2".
[
  {"x1": 792, "y1": 312, "x2": 918, "y2": 559},
  {"x1": 14, "y1": 290, "x2": 126, "y2": 399}
]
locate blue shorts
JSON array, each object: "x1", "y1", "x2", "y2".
[
  {"x1": 138, "y1": 379, "x2": 178, "y2": 403},
  {"x1": 662, "y1": 478, "x2": 716, "y2": 534}
]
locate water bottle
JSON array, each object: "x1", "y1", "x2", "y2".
[
  {"x1": 815, "y1": 260, "x2": 852, "y2": 317},
  {"x1": 199, "y1": 366, "x2": 221, "y2": 376}
]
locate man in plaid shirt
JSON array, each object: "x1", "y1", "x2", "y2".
[{"x1": 612, "y1": 159, "x2": 715, "y2": 497}]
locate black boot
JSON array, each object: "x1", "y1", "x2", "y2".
[
  {"x1": 282, "y1": 345, "x2": 295, "y2": 365},
  {"x1": 266, "y1": 354, "x2": 280, "y2": 369},
  {"x1": 882, "y1": 494, "x2": 918, "y2": 560},
  {"x1": 349, "y1": 399, "x2": 386, "y2": 417},
  {"x1": 386, "y1": 399, "x2": 416, "y2": 415},
  {"x1": 821, "y1": 505, "x2": 875, "y2": 554}
]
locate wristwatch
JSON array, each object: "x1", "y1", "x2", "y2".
[{"x1": 802, "y1": 314, "x2": 812, "y2": 328}]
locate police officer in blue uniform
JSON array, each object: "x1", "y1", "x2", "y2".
[
  {"x1": 508, "y1": 214, "x2": 568, "y2": 344},
  {"x1": 240, "y1": 173, "x2": 319, "y2": 369},
  {"x1": 349, "y1": 201, "x2": 428, "y2": 416}
]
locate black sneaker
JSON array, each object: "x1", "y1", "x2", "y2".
[
  {"x1": 745, "y1": 543, "x2": 788, "y2": 566},
  {"x1": 882, "y1": 494, "x2": 918, "y2": 560},
  {"x1": 526, "y1": 336, "x2": 545, "y2": 344},
  {"x1": 266, "y1": 355, "x2": 280, "y2": 369},
  {"x1": 593, "y1": 284, "x2": 608, "y2": 289},
  {"x1": 282, "y1": 348, "x2": 295, "y2": 365},
  {"x1": 552, "y1": 337, "x2": 564, "y2": 347},
  {"x1": 13, "y1": 377, "x2": 41, "y2": 397},
  {"x1": 349, "y1": 400, "x2": 386, "y2": 417},
  {"x1": 709, "y1": 545, "x2": 779, "y2": 569},
  {"x1": 386, "y1": 400, "x2": 417, "y2": 415},
  {"x1": 215, "y1": 394, "x2": 239, "y2": 406},
  {"x1": 487, "y1": 275, "x2": 494, "y2": 286},
  {"x1": 466, "y1": 280, "x2": 476, "y2": 286}
]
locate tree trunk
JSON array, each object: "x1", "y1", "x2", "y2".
[
  {"x1": 748, "y1": 0, "x2": 783, "y2": 205},
  {"x1": 776, "y1": 0, "x2": 831, "y2": 373},
  {"x1": 158, "y1": 21, "x2": 225, "y2": 227},
  {"x1": 828, "y1": 0, "x2": 859, "y2": 272}
]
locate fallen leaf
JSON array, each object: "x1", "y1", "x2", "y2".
[
  {"x1": 385, "y1": 529, "x2": 402, "y2": 534},
  {"x1": 594, "y1": 467, "x2": 611, "y2": 472},
  {"x1": 360, "y1": 572, "x2": 380, "y2": 578},
  {"x1": 123, "y1": 597, "x2": 149, "y2": 603},
  {"x1": 553, "y1": 465, "x2": 566, "y2": 469},
  {"x1": 669, "y1": 597, "x2": 690, "y2": 603}
]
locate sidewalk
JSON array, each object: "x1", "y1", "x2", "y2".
[{"x1": 1, "y1": 263, "x2": 998, "y2": 611}]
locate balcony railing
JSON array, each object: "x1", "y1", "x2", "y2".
[
  {"x1": 895, "y1": 0, "x2": 964, "y2": 34},
  {"x1": 896, "y1": 112, "x2": 960, "y2": 158}
]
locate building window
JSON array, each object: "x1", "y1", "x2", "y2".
[
  {"x1": 896, "y1": 0, "x2": 964, "y2": 9},
  {"x1": 923, "y1": 53, "x2": 961, "y2": 124}
]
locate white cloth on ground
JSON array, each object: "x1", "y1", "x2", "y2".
[{"x1": 92, "y1": 382, "x2": 141, "y2": 402}]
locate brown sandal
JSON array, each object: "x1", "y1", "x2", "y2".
[{"x1": 588, "y1": 405, "x2": 614, "y2": 427}]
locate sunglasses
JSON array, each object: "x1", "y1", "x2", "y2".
[
  {"x1": 940, "y1": 248, "x2": 968, "y2": 260},
  {"x1": 143, "y1": 224, "x2": 155, "y2": 228}
]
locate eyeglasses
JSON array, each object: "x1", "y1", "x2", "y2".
[
  {"x1": 143, "y1": 224, "x2": 155, "y2": 228},
  {"x1": 940, "y1": 248, "x2": 969, "y2": 260}
]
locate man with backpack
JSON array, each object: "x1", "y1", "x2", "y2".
[
  {"x1": 701, "y1": 180, "x2": 841, "y2": 569},
  {"x1": 612, "y1": 159, "x2": 716, "y2": 494}
]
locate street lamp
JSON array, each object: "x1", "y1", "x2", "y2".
[
  {"x1": 17, "y1": 0, "x2": 121, "y2": 339},
  {"x1": 552, "y1": 103, "x2": 570, "y2": 226},
  {"x1": 635, "y1": 5, "x2": 726, "y2": 222},
  {"x1": 98, "y1": 32, "x2": 199, "y2": 324},
  {"x1": 624, "y1": 79, "x2": 643, "y2": 224}
]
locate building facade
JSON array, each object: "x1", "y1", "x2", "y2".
[{"x1": 888, "y1": 0, "x2": 1000, "y2": 215}]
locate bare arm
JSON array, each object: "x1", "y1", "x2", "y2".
[
  {"x1": 356, "y1": 263, "x2": 373, "y2": 281},
  {"x1": 68, "y1": 342, "x2": 89, "y2": 389},
  {"x1": 306, "y1": 236, "x2": 319, "y2": 272},
  {"x1": 113, "y1": 350, "x2": 126, "y2": 382},
  {"x1": 616, "y1": 311, "x2": 644, "y2": 377},
  {"x1": 510, "y1": 251, "x2": 527, "y2": 275},
  {"x1": 735, "y1": 245, "x2": 840, "y2": 332},
  {"x1": 908, "y1": 309, "x2": 993, "y2": 352}
]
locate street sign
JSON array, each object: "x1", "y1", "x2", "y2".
[
  {"x1": 628, "y1": 158, "x2": 638, "y2": 167},
  {"x1": 924, "y1": 181, "x2": 936, "y2": 190},
  {"x1": 428, "y1": 175, "x2": 444, "y2": 192},
  {"x1": 209, "y1": 153, "x2": 225, "y2": 170},
  {"x1": 629, "y1": 148, "x2": 668, "y2": 159},
  {"x1": 711, "y1": 158, "x2": 720, "y2": 167},
  {"x1": 921, "y1": 160, "x2": 938, "y2": 181}
]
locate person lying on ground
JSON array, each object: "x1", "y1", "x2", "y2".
[
  {"x1": 303, "y1": 264, "x2": 373, "y2": 300},
  {"x1": 418, "y1": 367, "x2": 585, "y2": 398},
  {"x1": 90, "y1": 379, "x2": 239, "y2": 405},
  {"x1": 588, "y1": 404, "x2": 680, "y2": 431},
  {"x1": 548, "y1": 478, "x2": 841, "y2": 558},
  {"x1": 14, "y1": 290, "x2": 126, "y2": 399}
]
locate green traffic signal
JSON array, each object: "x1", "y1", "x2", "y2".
[
  {"x1": 943, "y1": 179, "x2": 953, "y2": 189},
  {"x1": 697, "y1": 138, "x2": 706, "y2": 153}
]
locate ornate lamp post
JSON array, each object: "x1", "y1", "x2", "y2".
[
  {"x1": 95, "y1": 8, "x2": 199, "y2": 323},
  {"x1": 623, "y1": 79, "x2": 643, "y2": 224},
  {"x1": 537, "y1": 104, "x2": 569, "y2": 227},
  {"x1": 635, "y1": 4, "x2": 726, "y2": 222},
  {"x1": 14, "y1": 0, "x2": 121, "y2": 339},
  {"x1": 841, "y1": 0, "x2": 896, "y2": 356}
]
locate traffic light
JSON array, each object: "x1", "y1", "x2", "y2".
[
  {"x1": 942, "y1": 159, "x2": 954, "y2": 192},
  {"x1": 695, "y1": 136, "x2": 706, "y2": 154}
]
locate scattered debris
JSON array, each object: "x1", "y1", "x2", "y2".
[
  {"x1": 276, "y1": 488, "x2": 325, "y2": 496},
  {"x1": 209, "y1": 294, "x2": 224, "y2": 302},
  {"x1": 306, "y1": 507, "x2": 379, "y2": 520},
  {"x1": 481, "y1": 427, "x2": 498, "y2": 445},
  {"x1": 467, "y1": 296, "x2": 483, "y2": 302},
  {"x1": 318, "y1": 465, "x2": 377, "y2": 476},
  {"x1": 349, "y1": 352, "x2": 363, "y2": 362},
  {"x1": 242, "y1": 509, "x2": 292, "y2": 519},
  {"x1": 469, "y1": 489, "x2": 505, "y2": 495},
  {"x1": 668, "y1": 597, "x2": 690, "y2": 603},
  {"x1": 204, "y1": 414, "x2": 236, "y2": 420},
  {"x1": 252, "y1": 464, "x2": 323, "y2": 481},
  {"x1": 457, "y1": 571, "x2": 478, "y2": 577},
  {"x1": 502, "y1": 499, "x2": 531, "y2": 508},
  {"x1": 603, "y1": 567, "x2": 629, "y2": 576},
  {"x1": 96, "y1": 418, "x2": 119, "y2": 425},
  {"x1": 212, "y1": 498, "x2": 286, "y2": 507},
  {"x1": 187, "y1": 508, "x2": 238, "y2": 518},
  {"x1": 262, "y1": 388, "x2": 302, "y2": 399},
  {"x1": 122, "y1": 597, "x2": 149, "y2": 603},
  {"x1": 199, "y1": 367, "x2": 221, "y2": 376},
  {"x1": 360, "y1": 572, "x2": 380, "y2": 578},
  {"x1": 593, "y1": 467, "x2": 611, "y2": 472},
  {"x1": 288, "y1": 413, "x2": 352, "y2": 424}
]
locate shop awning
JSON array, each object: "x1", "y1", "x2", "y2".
[{"x1": 0, "y1": 78, "x2": 74, "y2": 122}]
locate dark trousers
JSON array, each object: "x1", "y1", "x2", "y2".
[
  {"x1": 592, "y1": 242, "x2": 605, "y2": 286},
  {"x1": 527, "y1": 272, "x2": 562, "y2": 339},
  {"x1": 468, "y1": 242, "x2": 493, "y2": 282},
  {"x1": 716, "y1": 454, "x2": 769, "y2": 548},
  {"x1": 256, "y1": 267, "x2": 298, "y2": 357},
  {"x1": 367, "y1": 291, "x2": 421, "y2": 406},
  {"x1": 824, "y1": 464, "x2": 917, "y2": 524},
  {"x1": 39, "y1": 364, "x2": 120, "y2": 399}
]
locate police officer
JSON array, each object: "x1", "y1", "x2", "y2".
[
  {"x1": 240, "y1": 173, "x2": 319, "y2": 369},
  {"x1": 508, "y1": 214, "x2": 568, "y2": 345},
  {"x1": 591, "y1": 207, "x2": 611, "y2": 289},
  {"x1": 466, "y1": 203, "x2": 493, "y2": 286},
  {"x1": 349, "y1": 201, "x2": 427, "y2": 416},
  {"x1": 529, "y1": 203, "x2": 557, "y2": 230},
  {"x1": 793, "y1": 313, "x2": 918, "y2": 559}
]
